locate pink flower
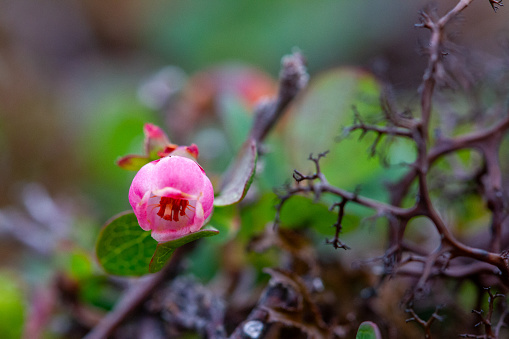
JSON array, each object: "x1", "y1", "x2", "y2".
[{"x1": 128, "y1": 155, "x2": 214, "y2": 242}]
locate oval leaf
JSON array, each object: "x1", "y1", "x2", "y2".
[
  {"x1": 149, "y1": 225, "x2": 220, "y2": 273},
  {"x1": 283, "y1": 68, "x2": 390, "y2": 191},
  {"x1": 356, "y1": 321, "x2": 382, "y2": 339},
  {"x1": 214, "y1": 138, "x2": 257, "y2": 206},
  {"x1": 96, "y1": 212, "x2": 157, "y2": 276}
]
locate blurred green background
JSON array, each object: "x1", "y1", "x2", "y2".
[
  {"x1": 0, "y1": 0, "x2": 508, "y2": 337},
  {"x1": 1, "y1": 0, "x2": 506, "y2": 212}
]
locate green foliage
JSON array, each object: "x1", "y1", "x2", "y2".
[
  {"x1": 456, "y1": 280, "x2": 478, "y2": 312},
  {"x1": 80, "y1": 276, "x2": 121, "y2": 311},
  {"x1": 356, "y1": 321, "x2": 382, "y2": 339},
  {"x1": 186, "y1": 240, "x2": 221, "y2": 282},
  {"x1": 238, "y1": 193, "x2": 280, "y2": 239},
  {"x1": 0, "y1": 272, "x2": 25, "y2": 339},
  {"x1": 149, "y1": 226, "x2": 219, "y2": 273},
  {"x1": 218, "y1": 94, "x2": 253, "y2": 152},
  {"x1": 5, "y1": 0, "x2": 509, "y2": 337},
  {"x1": 286, "y1": 68, "x2": 381, "y2": 157},
  {"x1": 143, "y1": 1, "x2": 414, "y2": 74},
  {"x1": 283, "y1": 67, "x2": 412, "y2": 203},
  {"x1": 61, "y1": 249, "x2": 94, "y2": 281},
  {"x1": 78, "y1": 94, "x2": 157, "y2": 214},
  {"x1": 207, "y1": 204, "x2": 239, "y2": 240},
  {"x1": 96, "y1": 212, "x2": 158, "y2": 276},
  {"x1": 96, "y1": 212, "x2": 219, "y2": 276},
  {"x1": 234, "y1": 193, "x2": 363, "y2": 241},
  {"x1": 279, "y1": 196, "x2": 337, "y2": 232}
]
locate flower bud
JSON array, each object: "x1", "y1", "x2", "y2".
[{"x1": 128, "y1": 156, "x2": 214, "y2": 242}]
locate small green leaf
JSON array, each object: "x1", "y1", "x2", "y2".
[
  {"x1": 68, "y1": 250, "x2": 94, "y2": 280},
  {"x1": 149, "y1": 226, "x2": 219, "y2": 273},
  {"x1": 0, "y1": 271, "x2": 25, "y2": 339},
  {"x1": 356, "y1": 321, "x2": 382, "y2": 339},
  {"x1": 214, "y1": 138, "x2": 258, "y2": 206},
  {"x1": 96, "y1": 212, "x2": 158, "y2": 276}
]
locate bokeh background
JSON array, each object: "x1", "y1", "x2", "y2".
[{"x1": 1, "y1": 1, "x2": 509, "y2": 338}]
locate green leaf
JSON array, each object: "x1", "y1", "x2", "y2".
[
  {"x1": 219, "y1": 94, "x2": 253, "y2": 152},
  {"x1": 283, "y1": 68, "x2": 390, "y2": 193},
  {"x1": 65, "y1": 250, "x2": 94, "y2": 280},
  {"x1": 96, "y1": 212, "x2": 158, "y2": 276},
  {"x1": 80, "y1": 276, "x2": 120, "y2": 311},
  {"x1": 0, "y1": 271, "x2": 25, "y2": 339},
  {"x1": 207, "y1": 204, "x2": 240, "y2": 239},
  {"x1": 149, "y1": 226, "x2": 220, "y2": 273},
  {"x1": 96, "y1": 212, "x2": 220, "y2": 276},
  {"x1": 214, "y1": 138, "x2": 258, "y2": 206},
  {"x1": 356, "y1": 321, "x2": 382, "y2": 339}
]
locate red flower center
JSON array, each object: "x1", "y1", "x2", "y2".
[{"x1": 156, "y1": 197, "x2": 190, "y2": 221}]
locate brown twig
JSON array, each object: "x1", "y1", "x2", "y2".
[
  {"x1": 326, "y1": 198, "x2": 351, "y2": 250},
  {"x1": 249, "y1": 51, "x2": 308, "y2": 144},
  {"x1": 274, "y1": 0, "x2": 509, "y2": 314},
  {"x1": 489, "y1": 0, "x2": 504, "y2": 12},
  {"x1": 460, "y1": 288, "x2": 506, "y2": 339},
  {"x1": 416, "y1": 0, "x2": 475, "y2": 136},
  {"x1": 406, "y1": 304, "x2": 444, "y2": 339}
]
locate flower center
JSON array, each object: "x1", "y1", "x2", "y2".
[{"x1": 156, "y1": 197, "x2": 190, "y2": 222}]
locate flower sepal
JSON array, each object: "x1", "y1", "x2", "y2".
[
  {"x1": 96, "y1": 211, "x2": 219, "y2": 276},
  {"x1": 116, "y1": 154, "x2": 153, "y2": 172},
  {"x1": 116, "y1": 123, "x2": 198, "y2": 171}
]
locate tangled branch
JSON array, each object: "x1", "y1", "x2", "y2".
[
  {"x1": 460, "y1": 288, "x2": 508, "y2": 339},
  {"x1": 406, "y1": 304, "x2": 444, "y2": 339},
  {"x1": 274, "y1": 0, "x2": 509, "y2": 322}
]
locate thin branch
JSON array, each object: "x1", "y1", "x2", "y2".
[
  {"x1": 489, "y1": 0, "x2": 504, "y2": 12},
  {"x1": 345, "y1": 120, "x2": 413, "y2": 139},
  {"x1": 406, "y1": 304, "x2": 444, "y2": 339},
  {"x1": 389, "y1": 114, "x2": 509, "y2": 207},
  {"x1": 396, "y1": 261, "x2": 501, "y2": 280},
  {"x1": 326, "y1": 198, "x2": 351, "y2": 250},
  {"x1": 460, "y1": 288, "x2": 506, "y2": 338},
  {"x1": 417, "y1": 0, "x2": 474, "y2": 135}
]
